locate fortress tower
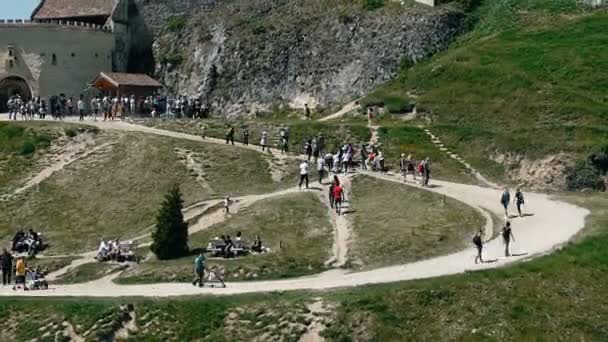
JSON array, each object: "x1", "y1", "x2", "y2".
[{"x1": 0, "y1": 0, "x2": 131, "y2": 111}]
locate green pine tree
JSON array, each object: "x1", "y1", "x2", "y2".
[{"x1": 151, "y1": 184, "x2": 189, "y2": 260}]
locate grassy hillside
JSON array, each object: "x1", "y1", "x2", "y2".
[
  {"x1": 0, "y1": 130, "x2": 300, "y2": 254},
  {"x1": 364, "y1": 0, "x2": 608, "y2": 187},
  {"x1": 349, "y1": 176, "x2": 483, "y2": 269},
  {"x1": 0, "y1": 192, "x2": 604, "y2": 341}
]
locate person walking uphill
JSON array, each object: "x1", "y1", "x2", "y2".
[
  {"x1": 502, "y1": 221, "x2": 515, "y2": 257},
  {"x1": 501, "y1": 188, "x2": 511, "y2": 218},
  {"x1": 1, "y1": 249, "x2": 13, "y2": 286},
  {"x1": 299, "y1": 160, "x2": 309, "y2": 190}
]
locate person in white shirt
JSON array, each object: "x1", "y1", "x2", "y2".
[
  {"x1": 298, "y1": 161, "x2": 309, "y2": 189},
  {"x1": 317, "y1": 157, "x2": 325, "y2": 184},
  {"x1": 77, "y1": 96, "x2": 85, "y2": 121},
  {"x1": 260, "y1": 131, "x2": 269, "y2": 152}
]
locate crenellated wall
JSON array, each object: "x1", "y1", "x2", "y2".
[{"x1": 0, "y1": 23, "x2": 113, "y2": 99}]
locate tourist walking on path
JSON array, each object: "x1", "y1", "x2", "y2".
[
  {"x1": 377, "y1": 150, "x2": 385, "y2": 174},
  {"x1": 192, "y1": 252, "x2": 206, "y2": 287},
  {"x1": 299, "y1": 160, "x2": 309, "y2": 190},
  {"x1": 502, "y1": 222, "x2": 515, "y2": 257},
  {"x1": 260, "y1": 131, "x2": 269, "y2": 152},
  {"x1": 333, "y1": 183, "x2": 345, "y2": 215},
  {"x1": 473, "y1": 230, "x2": 484, "y2": 264},
  {"x1": 400, "y1": 154, "x2": 407, "y2": 180},
  {"x1": 501, "y1": 188, "x2": 511, "y2": 218},
  {"x1": 280, "y1": 127, "x2": 289, "y2": 153},
  {"x1": 360, "y1": 144, "x2": 367, "y2": 170},
  {"x1": 1, "y1": 249, "x2": 13, "y2": 286},
  {"x1": 77, "y1": 95, "x2": 85, "y2": 121},
  {"x1": 423, "y1": 157, "x2": 431, "y2": 187},
  {"x1": 225, "y1": 125, "x2": 235, "y2": 145},
  {"x1": 224, "y1": 196, "x2": 231, "y2": 214},
  {"x1": 243, "y1": 128, "x2": 249, "y2": 146},
  {"x1": 329, "y1": 182, "x2": 335, "y2": 209},
  {"x1": 305, "y1": 139, "x2": 313, "y2": 161},
  {"x1": 317, "y1": 157, "x2": 325, "y2": 184},
  {"x1": 515, "y1": 188, "x2": 525, "y2": 217}
]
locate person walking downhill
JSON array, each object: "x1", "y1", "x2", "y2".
[
  {"x1": 305, "y1": 139, "x2": 313, "y2": 162},
  {"x1": 423, "y1": 157, "x2": 431, "y2": 187},
  {"x1": 1, "y1": 249, "x2": 13, "y2": 287},
  {"x1": 299, "y1": 160, "x2": 309, "y2": 190},
  {"x1": 360, "y1": 144, "x2": 368, "y2": 170},
  {"x1": 515, "y1": 188, "x2": 525, "y2": 217},
  {"x1": 329, "y1": 182, "x2": 336, "y2": 209},
  {"x1": 317, "y1": 157, "x2": 325, "y2": 184},
  {"x1": 243, "y1": 128, "x2": 249, "y2": 146},
  {"x1": 192, "y1": 252, "x2": 206, "y2": 287},
  {"x1": 400, "y1": 154, "x2": 407, "y2": 181},
  {"x1": 224, "y1": 196, "x2": 231, "y2": 214},
  {"x1": 333, "y1": 182, "x2": 345, "y2": 216},
  {"x1": 406, "y1": 153, "x2": 416, "y2": 182},
  {"x1": 502, "y1": 221, "x2": 515, "y2": 257},
  {"x1": 377, "y1": 150, "x2": 385, "y2": 174},
  {"x1": 77, "y1": 95, "x2": 85, "y2": 121},
  {"x1": 501, "y1": 188, "x2": 511, "y2": 218},
  {"x1": 473, "y1": 230, "x2": 484, "y2": 264}
]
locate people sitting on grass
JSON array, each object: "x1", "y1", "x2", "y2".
[
  {"x1": 11, "y1": 229, "x2": 43, "y2": 256},
  {"x1": 96, "y1": 238, "x2": 137, "y2": 263},
  {"x1": 251, "y1": 236, "x2": 263, "y2": 254},
  {"x1": 207, "y1": 233, "x2": 267, "y2": 257}
]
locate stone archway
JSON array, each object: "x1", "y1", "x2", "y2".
[{"x1": 0, "y1": 76, "x2": 32, "y2": 112}]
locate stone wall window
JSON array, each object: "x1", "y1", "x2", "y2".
[{"x1": 51, "y1": 53, "x2": 57, "y2": 65}]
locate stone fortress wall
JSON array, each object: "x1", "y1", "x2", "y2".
[{"x1": 0, "y1": 21, "x2": 114, "y2": 102}]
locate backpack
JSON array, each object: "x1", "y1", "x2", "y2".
[
  {"x1": 418, "y1": 163, "x2": 424, "y2": 173},
  {"x1": 473, "y1": 235, "x2": 482, "y2": 246}
]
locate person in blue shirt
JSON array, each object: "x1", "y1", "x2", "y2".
[{"x1": 192, "y1": 253, "x2": 206, "y2": 287}]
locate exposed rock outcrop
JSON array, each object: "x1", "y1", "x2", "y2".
[{"x1": 144, "y1": 0, "x2": 464, "y2": 117}]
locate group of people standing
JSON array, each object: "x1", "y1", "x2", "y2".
[
  {"x1": 400, "y1": 154, "x2": 432, "y2": 187},
  {"x1": 0, "y1": 249, "x2": 27, "y2": 290}
]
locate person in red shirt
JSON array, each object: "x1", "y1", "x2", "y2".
[{"x1": 333, "y1": 184, "x2": 344, "y2": 215}]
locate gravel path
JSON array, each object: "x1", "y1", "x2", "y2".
[{"x1": 0, "y1": 114, "x2": 589, "y2": 297}]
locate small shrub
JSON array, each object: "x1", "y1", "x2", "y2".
[
  {"x1": 20, "y1": 141, "x2": 36, "y2": 155},
  {"x1": 565, "y1": 160, "x2": 606, "y2": 191},
  {"x1": 64, "y1": 128, "x2": 77, "y2": 138},
  {"x1": 362, "y1": 0, "x2": 384, "y2": 11},
  {"x1": 159, "y1": 53, "x2": 184, "y2": 66},
  {"x1": 384, "y1": 96, "x2": 413, "y2": 114},
  {"x1": 589, "y1": 144, "x2": 608, "y2": 176},
  {"x1": 166, "y1": 15, "x2": 187, "y2": 32}
]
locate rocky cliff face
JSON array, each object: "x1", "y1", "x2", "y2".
[{"x1": 144, "y1": 0, "x2": 464, "y2": 117}]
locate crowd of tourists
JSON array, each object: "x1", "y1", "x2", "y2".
[
  {"x1": 0, "y1": 249, "x2": 47, "y2": 291},
  {"x1": 5, "y1": 93, "x2": 211, "y2": 121}
]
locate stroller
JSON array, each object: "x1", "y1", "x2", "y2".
[
  {"x1": 26, "y1": 268, "x2": 49, "y2": 290},
  {"x1": 200, "y1": 267, "x2": 226, "y2": 288}
]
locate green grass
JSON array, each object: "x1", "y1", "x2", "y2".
[
  {"x1": 53, "y1": 262, "x2": 123, "y2": 285},
  {"x1": 377, "y1": 125, "x2": 476, "y2": 183},
  {"x1": 117, "y1": 192, "x2": 333, "y2": 283},
  {"x1": 0, "y1": 129, "x2": 299, "y2": 254},
  {"x1": 0, "y1": 192, "x2": 605, "y2": 340},
  {"x1": 0, "y1": 122, "x2": 78, "y2": 193},
  {"x1": 322, "y1": 192, "x2": 608, "y2": 340},
  {"x1": 363, "y1": 2, "x2": 608, "y2": 183},
  {"x1": 349, "y1": 176, "x2": 483, "y2": 269}
]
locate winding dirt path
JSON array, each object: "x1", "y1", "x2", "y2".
[{"x1": 0, "y1": 114, "x2": 589, "y2": 298}]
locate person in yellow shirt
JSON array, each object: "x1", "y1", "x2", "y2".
[{"x1": 13, "y1": 257, "x2": 26, "y2": 291}]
